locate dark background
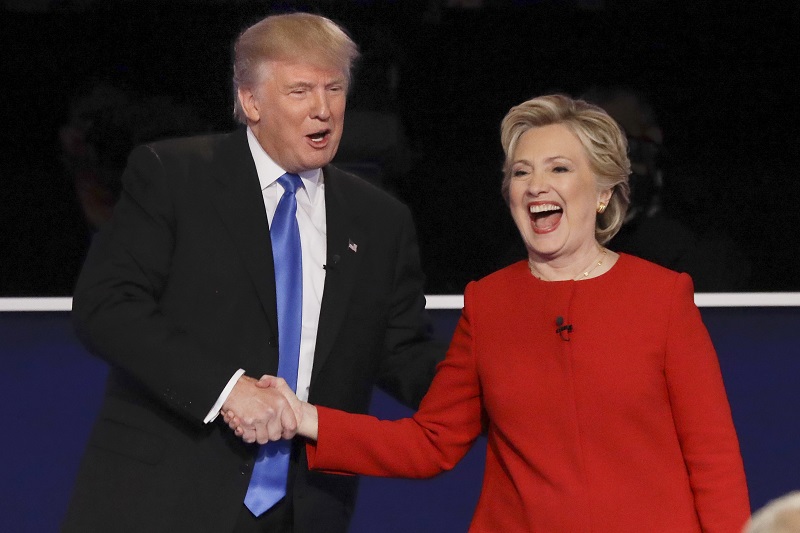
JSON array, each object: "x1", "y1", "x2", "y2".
[{"x1": 2, "y1": 0, "x2": 799, "y2": 295}]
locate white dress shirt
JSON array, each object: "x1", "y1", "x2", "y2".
[{"x1": 204, "y1": 128, "x2": 326, "y2": 422}]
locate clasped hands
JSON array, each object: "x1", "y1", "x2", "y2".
[{"x1": 221, "y1": 374, "x2": 316, "y2": 444}]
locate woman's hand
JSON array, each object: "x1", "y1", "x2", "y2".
[
  {"x1": 221, "y1": 374, "x2": 297, "y2": 444},
  {"x1": 223, "y1": 375, "x2": 318, "y2": 441}
]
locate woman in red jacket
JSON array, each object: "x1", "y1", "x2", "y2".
[{"x1": 230, "y1": 94, "x2": 750, "y2": 532}]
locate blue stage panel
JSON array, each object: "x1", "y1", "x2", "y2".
[{"x1": 1, "y1": 306, "x2": 798, "y2": 531}]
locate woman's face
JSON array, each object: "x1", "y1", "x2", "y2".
[{"x1": 508, "y1": 123, "x2": 612, "y2": 261}]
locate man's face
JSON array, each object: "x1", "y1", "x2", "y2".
[{"x1": 239, "y1": 60, "x2": 347, "y2": 173}]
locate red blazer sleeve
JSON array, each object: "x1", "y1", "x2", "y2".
[
  {"x1": 665, "y1": 273, "x2": 750, "y2": 531},
  {"x1": 308, "y1": 284, "x2": 484, "y2": 477}
]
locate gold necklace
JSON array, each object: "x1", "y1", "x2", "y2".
[{"x1": 528, "y1": 247, "x2": 608, "y2": 281}]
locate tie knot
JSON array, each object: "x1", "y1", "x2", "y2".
[{"x1": 278, "y1": 172, "x2": 303, "y2": 194}]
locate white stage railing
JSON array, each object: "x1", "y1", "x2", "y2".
[{"x1": 2, "y1": 293, "x2": 800, "y2": 312}]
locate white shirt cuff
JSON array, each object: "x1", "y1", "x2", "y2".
[{"x1": 203, "y1": 368, "x2": 246, "y2": 424}]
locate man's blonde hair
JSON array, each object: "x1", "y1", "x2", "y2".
[{"x1": 232, "y1": 12, "x2": 360, "y2": 123}]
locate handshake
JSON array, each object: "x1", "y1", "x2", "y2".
[{"x1": 220, "y1": 375, "x2": 319, "y2": 444}]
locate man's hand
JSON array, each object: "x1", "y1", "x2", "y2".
[
  {"x1": 224, "y1": 375, "x2": 319, "y2": 441},
  {"x1": 258, "y1": 375, "x2": 319, "y2": 440},
  {"x1": 221, "y1": 375, "x2": 298, "y2": 444}
]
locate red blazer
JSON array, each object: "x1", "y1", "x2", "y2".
[{"x1": 309, "y1": 254, "x2": 750, "y2": 532}]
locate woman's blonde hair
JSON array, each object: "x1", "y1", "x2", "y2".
[
  {"x1": 232, "y1": 12, "x2": 360, "y2": 124},
  {"x1": 500, "y1": 94, "x2": 631, "y2": 244}
]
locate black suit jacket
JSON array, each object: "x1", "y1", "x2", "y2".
[{"x1": 63, "y1": 128, "x2": 444, "y2": 532}]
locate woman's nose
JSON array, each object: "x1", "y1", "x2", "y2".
[{"x1": 526, "y1": 172, "x2": 548, "y2": 195}]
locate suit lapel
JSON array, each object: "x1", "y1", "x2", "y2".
[
  {"x1": 312, "y1": 167, "x2": 364, "y2": 380},
  {"x1": 207, "y1": 129, "x2": 279, "y2": 338},
  {"x1": 205, "y1": 146, "x2": 364, "y2": 379}
]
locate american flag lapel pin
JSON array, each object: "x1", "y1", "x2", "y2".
[{"x1": 348, "y1": 239, "x2": 358, "y2": 253}]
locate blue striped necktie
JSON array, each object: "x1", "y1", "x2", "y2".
[{"x1": 244, "y1": 172, "x2": 303, "y2": 516}]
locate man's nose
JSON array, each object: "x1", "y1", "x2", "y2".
[{"x1": 310, "y1": 90, "x2": 330, "y2": 120}]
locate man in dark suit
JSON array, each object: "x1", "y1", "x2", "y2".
[{"x1": 63, "y1": 13, "x2": 444, "y2": 533}]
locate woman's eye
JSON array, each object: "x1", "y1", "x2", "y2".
[
  {"x1": 512, "y1": 169, "x2": 528, "y2": 177},
  {"x1": 553, "y1": 166, "x2": 569, "y2": 173}
]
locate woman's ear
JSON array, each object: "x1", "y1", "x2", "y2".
[{"x1": 598, "y1": 187, "x2": 614, "y2": 207}]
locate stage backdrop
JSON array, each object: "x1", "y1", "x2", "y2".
[{"x1": 1, "y1": 298, "x2": 799, "y2": 531}]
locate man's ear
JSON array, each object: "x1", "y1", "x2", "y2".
[{"x1": 237, "y1": 87, "x2": 260, "y2": 123}]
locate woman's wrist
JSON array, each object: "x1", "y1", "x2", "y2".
[{"x1": 299, "y1": 402, "x2": 319, "y2": 440}]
